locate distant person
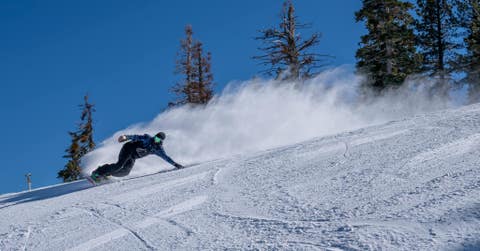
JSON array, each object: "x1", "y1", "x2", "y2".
[{"x1": 89, "y1": 132, "x2": 183, "y2": 182}]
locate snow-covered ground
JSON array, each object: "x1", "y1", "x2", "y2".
[{"x1": 1, "y1": 104, "x2": 480, "y2": 250}]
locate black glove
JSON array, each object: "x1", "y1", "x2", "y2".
[{"x1": 174, "y1": 163, "x2": 184, "y2": 169}]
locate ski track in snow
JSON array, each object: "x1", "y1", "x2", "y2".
[
  {"x1": 68, "y1": 196, "x2": 207, "y2": 251},
  {"x1": 21, "y1": 226, "x2": 30, "y2": 251},
  {"x1": 110, "y1": 170, "x2": 210, "y2": 203},
  {"x1": 1, "y1": 104, "x2": 480, "y2": 250}
]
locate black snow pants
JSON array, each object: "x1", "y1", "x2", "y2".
[{"x1": 94, "y1": 141, "x2": 143, "y2": 177}]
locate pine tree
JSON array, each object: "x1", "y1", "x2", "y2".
[
  {"x1": 192, "y1": 41, "x2": 214, "y2": 104},
  {"x1": 253, "y1": 0, "x2": 329, "y2": 81},
  {"x1": 171, "y1": 25, "x2": 194, "y2": 105},
  {"x1": 415, "y1": 0, "x2": 461, "y2": 96},
  {"x1": 355, "y1": 0, "x2": 421, "y2": 96},
  {"x1": 78, "y1": 95, "x2": 95, "y2": 156},
  {"x1": 58, "y1": 95, "x2": 96, "y2": 182},
  {"x1": 171, "y1": 25, "x2": 214, "y2": 106},
  {"x1": 457, "y1": 0, "x2": 480, "y2": 103},
  {"x1": 58, "y1": 132, "x2": 82, "y2": 182}
]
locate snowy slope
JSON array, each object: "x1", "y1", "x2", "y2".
[{"x1": 1, "y1": 104, "x2": 480, "y2": 250}]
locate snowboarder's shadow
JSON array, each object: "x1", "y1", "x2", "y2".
[{"x1": 0, "y1": 179, "x2": 92, "y2": 209}]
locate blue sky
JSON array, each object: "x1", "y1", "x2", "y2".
[{"x1": 0, "y1": 0, "x2": 364, "y2": 193}]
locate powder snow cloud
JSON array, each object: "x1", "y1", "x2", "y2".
[{"x1": 83, "y1": 66, "x2": 452, "y2": 176}]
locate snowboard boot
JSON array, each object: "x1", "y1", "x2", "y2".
[{"x1": 90, "y1": 172, "x2": 103, "y2": 183}]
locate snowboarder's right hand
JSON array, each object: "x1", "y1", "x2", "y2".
[{"x1": 118, "y1": 135, "x2": 128, "y2": 143}]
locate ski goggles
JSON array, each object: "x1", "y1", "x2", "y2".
[{"x1": 154, "y1": 136, "x2": 163, "y2": 144}]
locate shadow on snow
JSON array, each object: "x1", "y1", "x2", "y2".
[{"x1": 0, "y1": 179, "x2": 92, "y2": 209}]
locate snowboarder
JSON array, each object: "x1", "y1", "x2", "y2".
[{"x1": 89, "y1": 132, "x2": 183, "y2": 182}]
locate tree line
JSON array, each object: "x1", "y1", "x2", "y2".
[
  {"x1": 58, "y1": 0, "x2": 480, "y2": 182},
  {"x1": 357, "y1": 0, "x2": 480, "y2": 101}
]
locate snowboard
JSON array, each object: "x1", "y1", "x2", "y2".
[
  {"x1": 85, "y1": 175, "x2": 115, "y2": 186},
  {"x1": 85, "y1": 162, "x2": 202, "y2": 186}
]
